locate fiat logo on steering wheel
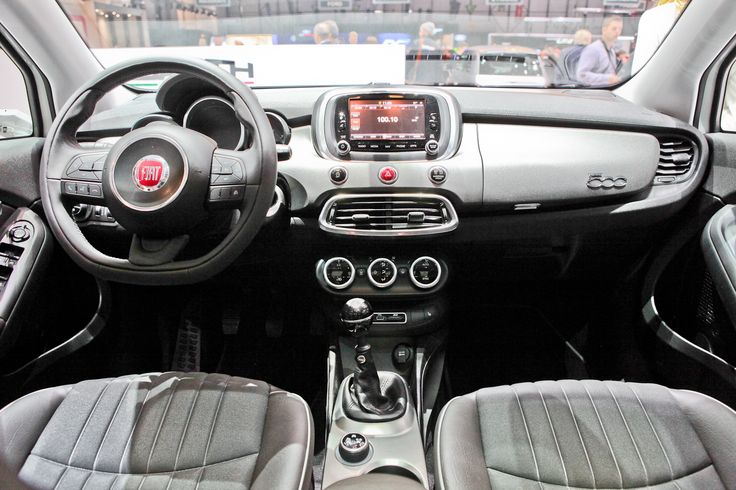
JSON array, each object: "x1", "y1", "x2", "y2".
[{"x1": 132, "y1": 155, "x2": 170, "y2": 192}]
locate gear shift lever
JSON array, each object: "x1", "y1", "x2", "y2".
[{"x1": 340, "y1": 298, "x2": 407, "y2": 420}]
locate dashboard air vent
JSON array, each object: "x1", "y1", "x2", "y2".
[
  {"x1": 319, "y1": 194, "x2": 458, "y2": 237},
  {"x1": 655, "y1": 136, "x2": 696, "y2": 184}
]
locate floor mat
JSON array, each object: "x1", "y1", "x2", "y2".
[{"x1": 446, "y1": 305, "x2": 587, "y2": 396}]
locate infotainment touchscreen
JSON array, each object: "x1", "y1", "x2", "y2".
[{"x1": 348, "y1": 99, "x2": 425, "y2": 141}]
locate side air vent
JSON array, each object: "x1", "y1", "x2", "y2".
[
  {"x1": 319, "y1": 194, "x2": 459, "y2": 237},
  {"x1": 655, "y1": 136, "x2": 696, "y2": 184}
]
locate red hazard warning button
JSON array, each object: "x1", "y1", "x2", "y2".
[{"x1": 378, "y1": 166, "x2": 398, "y2": 184}]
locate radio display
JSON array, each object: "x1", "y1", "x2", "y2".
[{"x1": 348, "y1": 99, "x2": 425, "y2": 141}]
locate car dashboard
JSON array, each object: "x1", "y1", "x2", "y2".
[{"x1": 71, "y1": 78, "x2": 708, "y2": 287}]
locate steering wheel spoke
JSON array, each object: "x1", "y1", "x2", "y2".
[
  {"x1": 128, "y1": 234, "x2": 190, "y2": 266},
  {"x1": 60, "y1": 148, "x2": 109, "y2": 203}
]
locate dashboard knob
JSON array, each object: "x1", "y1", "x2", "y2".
[
  {"x1": 368, "y1": 258, "x2": 397, "y2": 288},
  {"x1": 336, "y1": 140, "x2": 351, "y2": 156},
  {"x1": 323, "y1": 257, "x2": 355, "y2": 290},
  {"x1": 425, "y1": 139, "x2": 439, "y2": 156},
  {"x1": 410, "y1": 256, "x2": 442, "y2": 289}
]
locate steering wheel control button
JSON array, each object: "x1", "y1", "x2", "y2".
[
  {"x1": 425, "y1": 139, "x2": 439, "y2": 156},
  {"x1": 429, "y1": 166, "x2": 447, "y2": 184},
  {"x1": 89, "y1": 184, "x2": 103, "y2": 198},
  {"x1": 330, "y1": 166, "x2": 348, "y2": 185},
  {"x1": 378, "y1": 166, "x2": 398, "y2": 185},
  {"x1": 66, "y1": 153, "x2": 107, "y2": 181},
  {"x1": 410, "y1": 256, "x2": 442, "y2": 289},
  {"x1": 211, "y1": 155, "x2": 245, "y2": 185},
  {"x1": 339, "y1": 433, "x2": 370, "y2": 464},
  {"x1": 133, "y1": 155, "x2": 170, "y2": 192},
  {"x1": 368, "y1": 258, "x2": 397, "y2": 288},
  {"x1": 209, "y1": 185, "x2": 245, "y2": 203},
  {"x1": 323, "y1": 257, "x2": 355, "y2": 290},
  {"x1": 8, "y1": 223, "x2": 32, "y2": 243},
  {"x1": 63, "y1": 181, "x2": 77, "y2": 194},
  {"x1": 336, "y1": 140, "x2": 351, "y2": 156}
]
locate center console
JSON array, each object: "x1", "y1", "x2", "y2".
[
  {"x1": 322, "y1": 298, "x2": 431, "y2": 489},
  {"x1": 311, "y1": 87, "x2": 456, "y2": 489}
]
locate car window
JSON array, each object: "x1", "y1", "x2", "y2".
[
  {"x1": 723, "y1": 62, "x2": 736, "y2": 132},
  {"x1": 58, "y1": 0, "x2": 690, "y2": 90},
  {"x1": 0, "y1": 48, "x2": 33, "y2": 139}
]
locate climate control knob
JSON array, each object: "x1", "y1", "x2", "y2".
[
  {"x1": 410, "y1": 256, "x2": 442, "y2": 289},
  {"x1": 368, "y1": 258, "x2": 397, "y2": 288},
  {"x1": 323, "y1": 257, "x2": 355, "y2": 290}
]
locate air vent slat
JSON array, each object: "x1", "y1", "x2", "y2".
[
  {"x1": 655, "y1": 136, "x2": 695, "y2": 184},
  {"x1": 325, "y1": 195, "x2": 455, "y2": 233}
]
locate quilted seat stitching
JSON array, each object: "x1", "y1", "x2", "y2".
[
  {"x1": 25, "y1": 451, "x2": 260, "y2": 476},
  {"x1": 603, "y1": 382, "x2": 650, "y2": 486},
  {"x1": 582, "y1": 381, "x2": 623, "y2": 489},
  {"x1": 536, "y1": 384, "x2": 569, "y2": 488},
  {"x1": 92, "y1": 379, "x2": 135, "y2": 471},
  {"x1": 172, "y1": 374, "x2": 207, "y2": 474},
  {"x1": 485, "y1": 462, "x2": 717, "y2": 490},
  {"x1": 510, "y1": 384, "x2": 543, "y2": 490},
  {"x1": 195, "y1": 375, "x2": 232, "y2": 488},
  {"x1": 559, "y1": 382, "x2": 597, "y2": 489},
  {"x1": 53, "y1": 379, "x2": 115, "y2": 490},
  {"x1": 626, "y1": 385, "x2": 680, "y2": 490}
]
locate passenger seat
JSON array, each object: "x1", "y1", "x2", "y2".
[{"x1": 434, "y1": 380, "x2": 736, "y2": 490}]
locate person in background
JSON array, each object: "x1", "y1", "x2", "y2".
[
  {"x1": 348, "y1": 31, "x2": 359, "y2": 44},
  {"x1": 556, "y1": 29, "x2": 592, "y2": 83},
  {"x1": 407, "y1": 21, "x2": 440, "y2": 84},
  {"x1": 632, "y1": 0, "x2": 688, "y2": 73},
  {"x1": 410, "y1": 21, "x2": 439, "y2": 51},
  {"x1": 576, "y1": 16, "x2": 624, "y2": 86},
  {"x1": 365, "y1": 35, "x2": 378, "y2": 44},
  {"x1": 313, "y1": 20, "x2": 339, "y2": 45}
]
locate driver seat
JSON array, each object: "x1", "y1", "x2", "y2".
[{"x1": 0, "y1": 372, "x2": 314, "y2": 489}]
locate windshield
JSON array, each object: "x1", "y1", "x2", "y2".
[{"x1": 59, "y1": 0, "x2": 689, "y2": 89}]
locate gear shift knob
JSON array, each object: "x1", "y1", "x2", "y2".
[{"x1": 340, "y1": 298, "x2": 373, "y2": 336}]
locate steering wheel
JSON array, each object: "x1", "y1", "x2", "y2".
[{"x1": 40, "y1": 57, "x2": 277, "y2": 285}]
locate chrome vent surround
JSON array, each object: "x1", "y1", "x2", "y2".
[
  {"x1": 319, "y1": 194, "x2": 459, "y2": 237},
  {"x1": 654, "y1": 136, "x2": 696, "y2": 184}
]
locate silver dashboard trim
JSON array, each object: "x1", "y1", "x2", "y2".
[
  {"x1": 409, "y1": 256, "x2": 442, "y2": 289},
  {"x1": 322, "y1": 256, "x2": 356, "y2": 290},
  {"x1": 367, "y1": 258, "x2": 398, "y2": 288},
  {"x1": 318, "y1": 193, "x2": 459, "y2": 237},
  {"x1": 311, "y1": 86, "x2": 463, "y2": 162}
]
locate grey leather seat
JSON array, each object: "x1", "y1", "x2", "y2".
[
  {"x1": 0, "y1": 372, "x2": 314, "y2": 490},
  {"x1": 434, "y1": 380, "x2": 736, "y2": 490}
]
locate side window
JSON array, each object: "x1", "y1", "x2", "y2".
[
  {"x1": 0, "y1": 48, "x2": 33, "y2": 139},
  {"x1": 723, "y1": 62, "x2": 736, "y2": 132}
]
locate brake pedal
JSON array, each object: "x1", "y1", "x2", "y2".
[{"x1": 222, "y1": 303, "x2": 241, "y2": 336}]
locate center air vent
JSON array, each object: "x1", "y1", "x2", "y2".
[
  {"x1": 655, "y1": 136, "x2": 696, "y2": 184},
  {"x1": 319, "y1": 194, "x2": 459, "y2": 237}
]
